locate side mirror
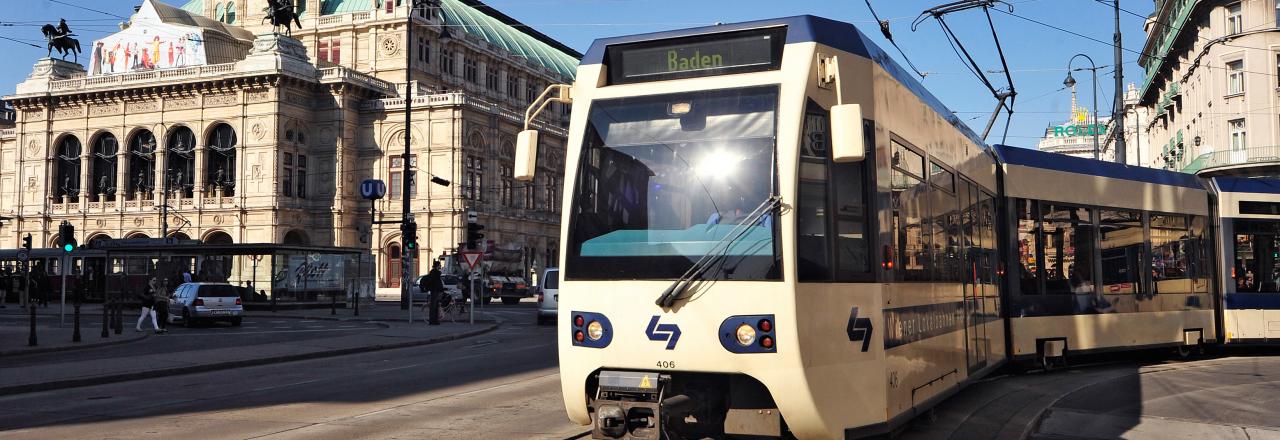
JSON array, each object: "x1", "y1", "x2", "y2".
[
  {"x1": 830, "y1": 103, "x2": 866, "y2": 163},
  {"x1": 515, "y1": 129, "x2": 539, "y2": 182}
]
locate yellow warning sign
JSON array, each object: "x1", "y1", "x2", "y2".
[{"x1": 639, "y1": 375, "x2": 652, "y2": 389}]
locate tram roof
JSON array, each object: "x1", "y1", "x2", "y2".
[
  {"x1": 1211, "y1": 176, "x2": 1280, "y2": 194},
  {"x1": 580, "y1": 15, "x2": 987, "y2": 148},
  {"x1": 992, "y1": 144, "x2": 1204, "y2": 190}
]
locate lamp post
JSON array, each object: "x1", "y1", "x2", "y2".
[{"x1": 1064, "y1": 54, "x2": 1100, "y2": 161}]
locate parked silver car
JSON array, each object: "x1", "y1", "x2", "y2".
[
  {"x1": 168, "y1": 283, "x2": 244, "y2": 326},
  {"x1": 536, "y1": 268, "x2": 558, "y2": 325}
]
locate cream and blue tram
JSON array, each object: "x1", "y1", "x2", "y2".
[
  {"x1": 994, "y1": 145, "x2": 1217, "y2": 365},
  {"x1": 529, "y1": 15, "x2": 1007, "y2": 439},
  {"x1": 1206, "y1": 176, "x2": 1280, "y2": 343}
]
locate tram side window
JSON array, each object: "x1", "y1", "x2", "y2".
[
  {"x1": 1014, "y1": 199, "x2": 1039, "y2": 295},
  {"x1": 1098, "y1": 209, "x2": 1143, "y2": 296},
  {"x1": 1040, "y1": 204, "x2": 1095, "y2": 296},
  {"x1": 1150, "y1": 214, "x2": 1191, "y2": 295},
  {"x1": 929, "y1": 163, "x2": 960, "y2": 282},
  {"x1": 979, "y1": 191, "x2": 998, "y2": 302},
  {"x1": 960, "y1": 179, "x2": 976, "y2": 285},
  {"x1": 796, "y1": 103, "x2": 870, "y2": 282},
  {"x1": 797, "y1": 108, "x2": 832, "y2": 281},
  {"x1": 1188, "y1": 215, "x2": 1211, "y2": 294},
  {"x1": 891, "y1": 140, "x2": 930, "y2": 281}
]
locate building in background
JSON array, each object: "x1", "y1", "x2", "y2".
[
  {"x1": 0, "y1": 0, "x2": 576, "y2": 300},
  {"x1": 1037, "y1": 81, "x2": 1115, "y2": 160},
  {"x1": 1137, "y1": 0, "x2": 1280, "y2": 176}
]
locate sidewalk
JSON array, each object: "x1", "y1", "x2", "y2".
[
  {"x1": 0, "y1": 304, "x2": 150, "y2": 356},
  {"x1": 245, "y1": 299, "x2": 502, "y2": 323},
  {"x1": 0, "y1": 306, "x2": 500, "y2": 396}
]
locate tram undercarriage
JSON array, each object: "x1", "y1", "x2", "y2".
[{"x1": 589, "y1": 371, "x2": 782, "y2": 440}]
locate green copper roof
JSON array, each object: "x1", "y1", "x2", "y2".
[
  {"x1": 322, "y1": 0, "x2": 374, "y2": 15},
  {"x1": 440, "y1": 0, "x2": 578, "y2": 78},
  {"x1": 180, "y1": 0, "x2": 202, "y2": 14},
  {"x1": 315, "y1": 0, "x2": 578, "y2": 79}
]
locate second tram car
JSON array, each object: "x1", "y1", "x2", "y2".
[{"x1": 1207, "y1": 176, "x2": 1280, "y2": 343}]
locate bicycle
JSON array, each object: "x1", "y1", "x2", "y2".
[{"x1": 419, "y1": 293, "x2": 469, "y2": 323}]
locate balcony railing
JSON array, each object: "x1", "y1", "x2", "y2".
[{"x1": 1185, "y1": 146, "x2": 1280, "y2": 173}]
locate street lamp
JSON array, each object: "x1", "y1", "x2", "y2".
[{"x1": 1064, "y1": 54, "x2": 1100, "y2": 161}]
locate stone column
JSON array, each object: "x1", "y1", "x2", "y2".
[
  {"x1": 194, "y1": 144, "x2": 206, "y2": 202},
  {"x1": 79, "y1": 149, "x2": 90, "y2": 205},
  {"x1": 453, "y1": 50, "x2": 464, "y2": 78},
  {"x1": 115, "y1": 148, "x2": 127, "y2": 204},
  {"x1": 155, "y1": 143, "x2": 167, "y2": 201},
  {"x1": 517, "y1": 76, "x2": 527, "y2": 104},
  {"x1": 497, "y1": 68, "x2": 508, "y2": 100}
]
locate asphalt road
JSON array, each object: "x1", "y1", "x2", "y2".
[
  {"x1": 0, "y1": 304, "x2": 581, "y2": 440},
  {"x1": 0, "y1": 314, "x2": 385, "y2": 367}
]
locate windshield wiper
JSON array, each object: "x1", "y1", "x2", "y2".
[{"x1": 655, "y1": 195, "x2": 780, "y2": 308}]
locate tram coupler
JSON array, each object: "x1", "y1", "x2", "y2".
[{"x1": 592, "y1": 370, "x2": 667, "y2": 439}]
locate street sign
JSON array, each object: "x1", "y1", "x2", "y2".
[
  {"x1": 467, "y1": 211, "x2": 478, "y2": 222},
  {"x1": 360, "y1": 179, "x2": 387, "y2": 200},
  {"x1": 460, "y1": 251, "x2": 483, "y2": 271},
  {"x1": 15, "y1": 249, "x2": 28, "y2": 262}
]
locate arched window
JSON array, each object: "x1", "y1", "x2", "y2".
[
  {"x1": 128, "y1": 130, "x2": 156, "y2": 199},
  {"x1": 385, "y1": 243, "x2": 402, "y2": 288},
  {"x1": 166, "y1": 127, "x2": 196, "y2": 198},
  {"x1": 91, "y1": 133, "x2": 118, "y2": 201},
  {"x1": 215, "y1": 3, "x2": 225, "y2": 22},
  {"x1": 206, "y1": 124, "x2": 237, "y2": 196},
  {"x1": 283, "y1": 229, "x2": 310, "y2": 245},
  {"x1": 225, "y1": 2, "x2": 236, "y2": 24},
  {"x1": 54, "y1": 136, "x2": 81, "y2": 200}
]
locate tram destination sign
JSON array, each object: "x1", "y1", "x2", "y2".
[{"x1": 607, "y1": 27, "x2": 785, "y2": 85}]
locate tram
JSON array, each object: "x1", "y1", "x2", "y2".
[
  {"x1": 515, "y1": 14, "x2": 1230, "y2": 440},
  {"x1": 1206, "y1": 176, "x2": 1280, "y2": 343}
]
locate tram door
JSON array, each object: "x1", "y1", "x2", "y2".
[{"x1": 963, "y1": 184, "x2": 989, "y2": 374}]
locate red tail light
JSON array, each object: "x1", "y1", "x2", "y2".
[
  {"x1": 574, "y1": 330, "x2": 585, "y2": 342},
  {"x1": 760, "y1": 336, "x2": 774, "y2": 349},
  {"x1": 193, "y1": 298, "x2": 204, "y2": 306},
  {"x1": 235, "y1": 298, "x2": 242, "y2": 305},
  {"x1": 537, "y1": 293, "x2": 544, "y2": 302},
  {"x1": 758, "y1": 319, "x2": 772, "y2": 332},
  {"x1": 882, "y1": 245, "x2": 894, "y2": 270}
]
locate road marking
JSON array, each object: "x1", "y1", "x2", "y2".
[
  {"x1": 177, "y1": 328, "x2": 370, "y2": 336},
  {"x1": 252, "y1": 379, "x2": 320, "y2": 392}
]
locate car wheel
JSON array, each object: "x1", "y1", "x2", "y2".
[
  {"x1": 230, "y1": 317, "x2": 242, "y2": 327},
  {"x1": 182, "y1": 309, "x2": 195, "y2": 328},
  {"x1": 502, "y1": 297, "x2": 520, "y2": 305}
]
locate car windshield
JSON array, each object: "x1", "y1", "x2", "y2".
[
  {"x1": 197, "y1": 285, "x2": 239, "y2": 297},
  {"x1": 443, "y1": 275, "x2": 458, "y2": 285},
  {"x1": 566, "y1": 86, "x2": 780, "y2": 280}
]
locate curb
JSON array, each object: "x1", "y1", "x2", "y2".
[
  {"x1": 243, "y1": 313, "x2": 501, "y2": 324},
  {"x1": 0, "y1": 330, "x2": 150, "y2": 357},
  {"x1": 0, "y1": 322, "x2": 499, "y2": 396}
]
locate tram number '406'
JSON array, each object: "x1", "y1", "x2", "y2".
[{"x1": 656, "y1": 361, "x2": 676, "y2": 369}]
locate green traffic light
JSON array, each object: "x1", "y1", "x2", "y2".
[{"x1": 63, "y1": 243, "x2": 74, "y2": 252}]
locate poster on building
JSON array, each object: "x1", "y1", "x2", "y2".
[
  {"x1": 273, "y1": 254, "x2": 347, "y2": 292},
  {"x1": 88, "y1": 25, "x2": 206, "y2": 76}
]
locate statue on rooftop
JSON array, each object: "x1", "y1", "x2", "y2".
[
  {"x1": 41, "y1": 19, "x2": 82, "y2": 63},
  {"x1": 263, "y1": 0, "x2": 302, "y2": 37}
]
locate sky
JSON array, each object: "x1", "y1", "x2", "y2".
[{"x1": 0, "y1": 0, "x2": 1156, "y2": 147}]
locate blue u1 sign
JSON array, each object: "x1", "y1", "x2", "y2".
[{"x1": 360, "y1": 179, "x2": 387, "y2": 200}]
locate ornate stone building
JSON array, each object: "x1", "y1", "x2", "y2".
[
  {"x1": 0, "y1": 0, "x2": 576, "y2": 299},
  {"x1": 1137, "y1": 0, "x2": 1280, "y2": 175}
]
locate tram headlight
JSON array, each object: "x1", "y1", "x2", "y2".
[
  {"x1": 587, "y1": 320, "x2": 604, "y2": 341},
  {"x1": 735, "y1": 324, "x2": 757, "y2": 346}
]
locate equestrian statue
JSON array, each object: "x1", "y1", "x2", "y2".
[
  {"x1": 263, "y1": 0, "x2": 302, "y2": 36},
  {"x1": 41, "y1": 19, "x2": 81, "y2": 63}
]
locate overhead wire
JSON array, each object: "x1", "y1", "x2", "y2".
[{"x1": 863, "y1": 0, "x2": 929, "y2": 78}]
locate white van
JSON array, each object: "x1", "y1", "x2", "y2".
[{"x1": 536, "y1": 268, "x2": 558, "y2": 325}]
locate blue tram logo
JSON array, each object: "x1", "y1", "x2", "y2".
[
  {"x1": 646, "y1": 316, "x2": 682, "y2": 350},
  {"x1": 847, "y1": 307, "x2": 873, "y2": 352}
]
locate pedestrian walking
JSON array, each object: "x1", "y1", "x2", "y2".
[
  {"x1": 135, "y1": 278, "x2": 161, "y2": 333},
  {"x1": 153, "y1": 282, "x2": 170, "y2": 334}
]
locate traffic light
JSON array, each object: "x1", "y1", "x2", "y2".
[
  {"x1": 59, "y1": 221, "x2": 76, "y2": 253},
  {"x1": 465, "y1": 221, "x2": 485, "y2": 250},
  {"x1": 21, "y1": 234, "x2": 31, "y2": 251},
  {"x1": 402, "y1": 220, "x2": 418, "y2": 257}
]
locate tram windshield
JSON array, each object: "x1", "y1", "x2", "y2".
[{"x1": 566, "y1": 86, "x2": 780, "y2": 280}]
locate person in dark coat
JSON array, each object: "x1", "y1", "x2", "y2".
[
  {"x1": 423, "y1": 261, "x2": 445, "y2": 325},
  {"x1": 135, "y1": 278, "x2": 161, "y2": 333},
  {"x1": 153, "y1": 282, "x2": 170, "y2": 333}
]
